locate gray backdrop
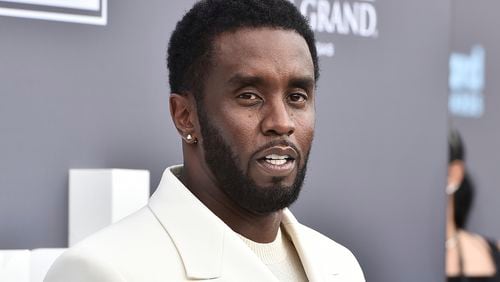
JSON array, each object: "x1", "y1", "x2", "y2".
[
  {"x1": 450, "y1": 0, "x2": 500, "y2": 239},
  {"x1": 0, "y1": 1, "x2": 450, "y2": 281}
]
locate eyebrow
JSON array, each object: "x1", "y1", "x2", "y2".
[
  {"x1": 227, "y1": 73, "x2": 315, "y2": 90},
  {"x1": 227, "y1": 74, "x2": 265, "y2": 87},
  {"x1": 288, "y1": 76, "x2": 315, "y2": 90}
]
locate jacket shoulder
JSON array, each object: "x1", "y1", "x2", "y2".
[
  {"x1": 44, "y1": 246, "x2": 126, "y2": 282},
  {"x1": 45, "y1": 207, "x2": 185, "y2": 282}
]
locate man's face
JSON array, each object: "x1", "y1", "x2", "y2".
[{"x1": 197, "y1": 28, "x2": 316, "y2": 214}]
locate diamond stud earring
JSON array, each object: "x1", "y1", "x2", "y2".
[{"x1": 185, "y1": 134, "x2": 198, "y2": 144}]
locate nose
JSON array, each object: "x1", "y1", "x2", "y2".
[{"x1": 261, "y1": 99, "x2": 295, "y2": 136}]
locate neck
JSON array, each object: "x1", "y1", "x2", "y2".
[{"x1": 181, "y1": 155, "x2": 283, "y2": 243}]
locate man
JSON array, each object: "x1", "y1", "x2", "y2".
[{"x1": 45, "y1": 0, "x2": 364, "y2": 281}]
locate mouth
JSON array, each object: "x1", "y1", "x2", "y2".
[{"x1": 254, "y1": 146, "x2": 298, "y2": 177}]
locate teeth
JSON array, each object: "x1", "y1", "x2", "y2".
[
  {"x1": 265, "y1": 159, "x2": 287, "y2": 165},
  {"x1": 265, "y1": 154, "x2": 289, "y2": 160}
]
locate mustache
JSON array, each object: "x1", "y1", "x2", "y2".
[{"x1": 252, "y1": 139, "x2": 301, "y2": 159}]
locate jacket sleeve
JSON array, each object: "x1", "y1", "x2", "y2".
[{"x1": 44, "y1": 249, "x2": 126, "y2": 282}]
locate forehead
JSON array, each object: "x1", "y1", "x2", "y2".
[{"x1": 210, "y1": 28, "x2": 315, "y2": 82}]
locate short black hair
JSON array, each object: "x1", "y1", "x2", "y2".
[
  {"x1": 449, "y1": 129, "x2": 465, "y2": 163},
  {"x1": 167, "y1": 0, "x2": 318, "y2": 100}
]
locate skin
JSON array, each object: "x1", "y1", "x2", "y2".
[
  {"x1": 170, "y1": 28, "x2": 315, "y2": 243},
  {"x1": 446, "y1": 160, "x2": 465, "y2": 240}
]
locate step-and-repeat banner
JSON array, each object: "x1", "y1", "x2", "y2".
[{"x1": 0, "y1": 1, "x2": 451, "y2": 281}]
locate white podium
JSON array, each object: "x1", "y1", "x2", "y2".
[
  {"x1": 30, "y1": 249, "x2": 66, "y2": 282},
  {"x1": 0, "y1": 249, "x2": 67, "y2": 282},
  {"x1": 69, "y1": 169, "x2": 150, "y2": 246},
  {"x1": 0, "y1": 250, "x2": 30, "y2": 282},
  {"x1": 1, "y1": 169, "x2": 150, "y2": 280}
]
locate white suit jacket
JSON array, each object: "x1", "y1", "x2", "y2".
[{"x1": 45, "y1": 165, "x2": 365, "y2": 282}]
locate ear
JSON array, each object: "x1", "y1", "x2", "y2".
[{"x1": 169, "y1": 93, "x2": 197, "y2": 137}]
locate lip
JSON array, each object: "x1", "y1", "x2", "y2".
[
  {"x1": 253, "y1": 146, "x2": 299, "y2": 177},
  {"x1": 254, "y1": 146, "x2": 299, "y2": 161}
]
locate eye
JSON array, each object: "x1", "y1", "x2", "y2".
[
  {"x1": 237, "y1": 92, "x2": 260, "y2": 100},
  {"x1": 236, "y1": 92, "x2": 262, "y2": 106},
  {"x1": 288, "y1": 93, "x2": 308, "y2": 103}
]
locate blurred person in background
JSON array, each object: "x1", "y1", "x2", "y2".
[{"x1": 446, "y1": 130, "x2": 500, "y2": 282}]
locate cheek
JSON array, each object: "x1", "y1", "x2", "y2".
[
  {"x1": 293, "y1": 111, "x2": 315, "y2": 151},
  {"x1": 218, "y1": 104, "x2": 259, "y2": 138},
  {"x1": 214, "y1": 104, "x2": 260, "y2": 159}
]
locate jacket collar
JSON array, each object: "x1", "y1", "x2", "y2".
[
  {"x1": 148, "y1": 165, "x2": 333, "y2": 281},
  {"x1": 148, "y1": 165, "x2": 226, "y2": 280}
]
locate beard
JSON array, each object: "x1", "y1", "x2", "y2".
[{"x1": 197, "y1": 105, "x2": 310, "y2": 215}]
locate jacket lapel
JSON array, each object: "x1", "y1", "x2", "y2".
[
  {"x1": 282, "y1": 209, "x2": 340, "y2": 282},
  {"x1": 148, "y1": 165, "x2": 278, "y2": 281}
]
